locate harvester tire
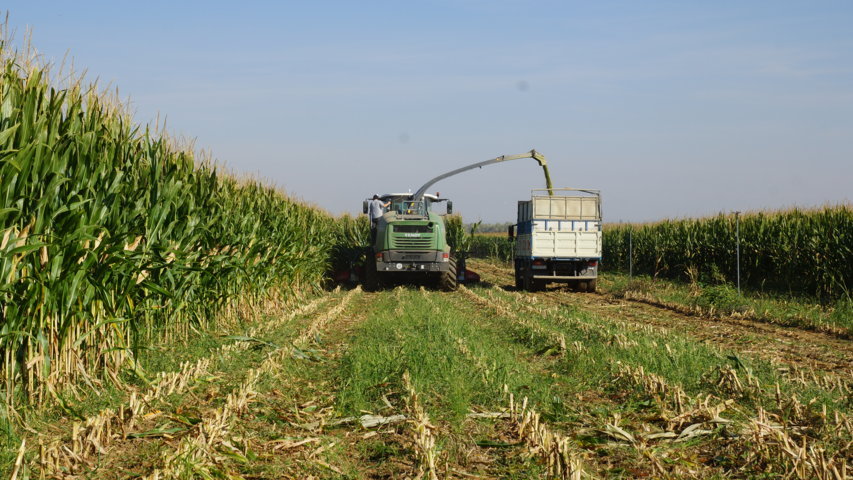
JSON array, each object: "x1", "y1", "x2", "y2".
[
  {"x1": 364, "y1": 258, "x2": 379, "y2": 292},
  {"x1": 586, "y1": 279, "x2": 597, "y2": 293},
  {"x1": 439, "y1": 259, "x2": 458, "y2": 292}
]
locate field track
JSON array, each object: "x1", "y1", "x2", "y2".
[
  {"x1": 470, "y1": 260, "x2": 853, "y2": 376},
  {"x1": 16, "y1": 263, "x2": 852, "y2": 479}
]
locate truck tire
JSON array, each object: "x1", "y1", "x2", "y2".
[
  {"x1": 439, "y1": 258, "x2": 458, "y2": 292},
  {"x1": 523, "y1": 272, "x2": 543, "y2": 292},
  {"x1": 514, "y1": 265, "x2": 523, "y2": 290},
  {"x1": 364, "y1": 258, "x2": 379, "y2": 292},
  {"x1": 586, "y1": 279, "x2": 597, "y2": 293}
]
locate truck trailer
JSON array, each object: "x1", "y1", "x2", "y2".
[{"x1": 510, "y1": 188, "x2": 602, "y2": 292}]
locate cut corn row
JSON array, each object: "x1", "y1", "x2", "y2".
[
  {"x1": 244, "y1": 289, "x2": 336, "y2": 340},
  {"x1": 35, "y1": 292, "x2": 333, "y2": 476},
  {"x1": 746, "y1": 407, "x2": 849, "y2": 480},
  {"x1": 614, "y1": 360, "x2": 852, "y2": 478},
  {"x1": 613, "y1": 361, "x2": 691, "y2": 415},
  {"x1": 781, "y1": 367, "x2": 852, "y2": 395},
  {"x1": 506, "y1": 285, "x2": 849, "y2": 395},
  {"x1": 458, "y1": 286, "x2": 567, "y2": 353},
  {"x1": 501, "y1": 288, "x2": 671, "y2": 337},
  {"x1": 150, "y1": 367, "x2": 261, "y2": 479},
  {"x1": 616, "y1": 287, "x2": 852, "y2": 337},
  {"x1": 480, "y1": 286, "x2": 653, "y2": 352},
  {"x1": 508, "y1": 392, "x2": 584, "y2": 480},
  {"x1": 38, "y1": 362, "x2": 208, "y2": 475},
  {"x1": 293, "y1": 287, "x2": 359, "y2": 347},
  {"x1": 145, "y1": 289, "x2": 359, "y2": 479},
  {"x1": 402, "y1": 371, "x2": 441, "y2": 480},
  {"x1": 613, "y1": 361, "x2": 738, "y2": 433}
]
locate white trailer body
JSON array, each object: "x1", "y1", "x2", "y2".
[{"x1": 512, "y1": 189, "x2": 602, "y2": 292}]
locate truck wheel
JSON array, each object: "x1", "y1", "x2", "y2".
[
  {"x1": 439, "y1": 258, "x2": 458, "y2": 292},
  {"x1": 586, "y1": 279, "x2": 597, "y2": 293},
  {"x1": 364, "y1": 258, "x2": 379, "y2": 292},
  {"x1": 523, "y1": 273, "x2": 543, "y2": 292},
  {"x1": 514, "y1": 266, "x2": 523, "y2": 290}
]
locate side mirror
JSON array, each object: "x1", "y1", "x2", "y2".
[
  {"x1": 508, "y1": 225, "x2": 515, "y2": 240},
  {"x1": 362, "y1": 200, "x2": 368, "y2": 214},
  {"x1": 446, "y1": 201, "x2": 453, "y2": 214}
]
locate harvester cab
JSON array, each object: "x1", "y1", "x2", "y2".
[
  {"x1": 361, "y1": 150, "x2": 550, "y2": 292},
  {"x1": 363, "y1": 193, "x2": 451, "y2": 219}
]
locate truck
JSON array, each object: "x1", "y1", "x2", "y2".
[
  {"x1": 362, "y1": 150, "x2": 550, "y2": 291},
  {"x1": 509, "y1": 188, "x2": 602, "y2": 292}
]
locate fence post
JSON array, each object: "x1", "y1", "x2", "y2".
[
  {"x1": 735, "y1": 211, "x2": 741, "y2": 295},
  {"x1": 628, "y1": 227, "x2": 633, "y2": 279}
]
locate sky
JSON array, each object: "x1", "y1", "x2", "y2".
[{"x1": 3, "y1": 1, "x2": 852, "y2": 223}]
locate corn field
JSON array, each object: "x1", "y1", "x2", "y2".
[
  {"x1": 602, "y1": 206, "x2": 853, "y2": 299},
  {"x1": 0, "y1": 39, "x2": 350, "y2": 408}
]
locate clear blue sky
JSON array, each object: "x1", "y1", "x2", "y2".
[{"x1": 5, "y1": 1, "x2": 852, "y2": 222}]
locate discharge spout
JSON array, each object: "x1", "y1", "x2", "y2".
[{"x1": 412, "y1": 149, "x2": 553, "y2": 200}]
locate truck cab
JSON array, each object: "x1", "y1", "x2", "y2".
[{"x1": 510, "y1": 189, "x2": 602, "y2": 292}]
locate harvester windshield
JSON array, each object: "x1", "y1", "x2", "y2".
[{"x1": 380, "y1": 193, "x2": 442, "y2": 217}]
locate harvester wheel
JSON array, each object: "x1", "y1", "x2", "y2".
[
  {"x1": 364, "y1": 258, "x2": 379, "y2": 292},
  {"x1": 514, "y1": 268, "x2": 523, "y2": 290},
  {"x1": 439, "y1": 258, "x2": 458, "y2": 292},
  {"x1": 586, "y1": 279, "x2": 597, "y2": 293}
]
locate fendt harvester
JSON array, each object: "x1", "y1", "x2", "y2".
[{"x1": 362, "y1": 150, "x2": 550, "y2": 291}]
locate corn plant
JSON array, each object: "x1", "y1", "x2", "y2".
[
  {"x1": 0, "y1": 36, "x2": 346, "y2": 409},
  {"x1": 602, "y1": 207, "x2": 852, "y2": 299}
]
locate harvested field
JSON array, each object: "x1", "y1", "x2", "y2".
[
  {"x1": 9, "y1": 263, "x2": 850, "y2": 479},
  {"x1": 471, "y1": 260, "x2": 853, "y2": 376}
]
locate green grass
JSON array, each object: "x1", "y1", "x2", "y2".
[{"x1": 337, "y1": 289, "x2": 557, "y2": 422}]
